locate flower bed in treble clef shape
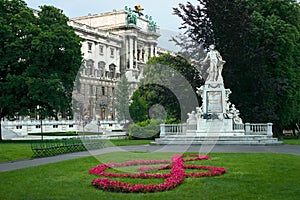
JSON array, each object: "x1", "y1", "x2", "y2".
[{"x1": 89, "y1": 154, "x2": 226, "y2": 193}]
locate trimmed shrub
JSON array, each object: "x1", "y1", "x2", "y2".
[{"x1": 128, "y1": 119, "x2": 163, "y2": 139}]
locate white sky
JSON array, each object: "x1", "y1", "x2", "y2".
[{"x1": 24, "y1": 0, "x2": 200, "y2": 32}]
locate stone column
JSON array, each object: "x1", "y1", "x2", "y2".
[
  {"x1": 129, "y1": 37, "x2": 133, "y2": 69},
  {"x1": 160, "y1": 124, "x2": 165, "y2": 137},
  {"x1": 154, "y1": 45, "x2": 158, "y2": 56},
  {"x1": 245, "y1": 123, "x2": 251, "y2": 135},
  {"x1": 134, "y1": 38, "x2": 138, "y2": 66},
  {"x1": 150, "y1": 44, "x2": 154, "y2": 58},
  {"x1": 144, "y1": 45, "x2": 149, "y2": 62},
  {"x1": 267, "y1": 123, "x2": 273, "y2": 137},
  {"x1": 125, "y1": 38, "x2": 129, "y2": 69}
]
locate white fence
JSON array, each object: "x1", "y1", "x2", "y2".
[
  {"x1": 160, "y1": 124, "x2": 186, "y2": 136},
  {"x1": 3, "y1": 120, "x2": 77, "y2": 136},
  {"x1": 160, "y1": 123, "x2": 273, "y2": 137},
  {"x1": 245, "y1": 123, "x2": 273, "y2": 136}
]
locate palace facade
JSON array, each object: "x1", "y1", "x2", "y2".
[{"x1": 71, "y1": 6, "x2": 160, "y2": 124}]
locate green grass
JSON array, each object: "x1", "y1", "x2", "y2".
[
  {"x1": 0, "y1": 139, "x2": 152, "y2": 162},
  {"x1": 0, "y1": 142, "x2": 33, "y2": 162},
  {"x1": 1, "y1": 152, "x2": 300, "y2": 200},
  {"x1": 282, "y1": 139, "x2": 300, "y2": 145}
]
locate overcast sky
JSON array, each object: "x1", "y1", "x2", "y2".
[{"x1": 25, "y1": 0, "x2": 200, "y2": 32}]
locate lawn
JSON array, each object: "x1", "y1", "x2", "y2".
[
  {"x1": 0, "y1": 139, "x2": 153, "y2": 162},
  {"x1": 1, "y1": 152, "x2": 300, "y2": 200},
  {"x1": 282, "y1": 139, "x2": 300, "y2": 145}
]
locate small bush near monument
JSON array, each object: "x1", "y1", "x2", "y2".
[{"x1": 128, "y1": 119, "x2": 162, "y2": 139}]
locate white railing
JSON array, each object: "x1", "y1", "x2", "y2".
[
  {"x1": 160, "y1": 124, "x2": 186, "y2": 136},
  {"x1": 245, "y1": 123, "x2": 273, "y2": 136},
  {"x1": 233, "y1": 123, "x2": 244, "y2": 131},
  {"x1": 160, "y1": 123, "x2": 273, "y2": 137},
  {"x1": 3, "y1": 120, "x2": 76, "y2": 126}
]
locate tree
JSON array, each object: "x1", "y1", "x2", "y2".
[
  {"x1": 129, "y1": 90, "x2": 148, "y2": 123},
  {"x1": 0, "y1": 0, "x2": 82, "y2": 140},
  {"x1": 173, "y1": 0, "x2": 300, "y2": 132},
  {"x1": 27, "y1": 5, "x2": 82, "y2": 118},
  {"x1": 170, "y1": 34, "x2": 206, "y2": 79},
  {"x1": 114, "y1": 74, "x2": 131, "y2": 124},
  {"x1": 133, "y1": 53, "x2": 203, "y2": 122}
]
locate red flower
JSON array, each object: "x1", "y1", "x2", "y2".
[{"x1": 90, "y1": 154, "x2": 226, "y2": 193}]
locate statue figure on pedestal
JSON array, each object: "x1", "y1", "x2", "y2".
[{"x1": 201, "y1": 44, "x2": 226, "y2": 82}]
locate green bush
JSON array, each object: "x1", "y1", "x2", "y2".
[
  {"x1": 165, "y1": 118, "x2": 181, "y2": 124},
  {"x1": 128, "y1": 119, "x2": 163, "y2": 139}
]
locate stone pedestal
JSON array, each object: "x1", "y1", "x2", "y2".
[{"x1": 186, "y1": 80, "x2": 244, "y2": 136}]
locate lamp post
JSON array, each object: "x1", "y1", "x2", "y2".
[
  {"x1": 37, "y1": 105, "x2": 43, "y2": 141},
  {"x1": 97, "y1": 120, "x2": 101, "y2": 136}
]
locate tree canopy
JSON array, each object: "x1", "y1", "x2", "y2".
[
  {"x1": 0, "y1": 0, "x2": 82, "y2": 140},
  {"x1": 130, "y1": 54, "x2": 203, "y2": 122},
  {"x1": 174, "y1": 0, "x2": 300, "y2": 131}
]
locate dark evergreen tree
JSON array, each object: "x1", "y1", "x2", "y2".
[{"x1": 173, "y1": 0, "x2": 300, "y2": 132}]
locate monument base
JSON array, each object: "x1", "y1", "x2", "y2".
[{"x1": 152, "y1": 135, "x2": 282, "y2": 146}]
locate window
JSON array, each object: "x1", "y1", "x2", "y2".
[
  {"x1": 53, "y1": 125, "x2": 58, "y2": 128},
  {"x1": 102, "y1": 86, "x2": 105, "y2": 96},
  {"x1": 101, "y1": 107, "x2": 105, "y2": 120},
  {"x1": 16, "y1": 126, "x2": 22, "y2": 129},
  {"x1": 112, "y1": 87, "x2": 115, "y2": 95},
  {"x1": 99, "y1": 45, "x2": 104, "y2": 55},
  {"x1": 137, "y1": 49, "x2": 141, "y2": 61},
  {"x1": 89, "y1": 85, "x2": 93, "y2": 95},
  {"x1": 36, "y1": 125, "x2": 41, "y2": 129},
  {"x1": 110, "y1": 48, "x2": 115, "y2": 58},
  {"x1": 85, "y1": 59, "x2": 94, "y2": 76},
  {"x1": 88, "y1": 42, "x2": 92, "y2": 52},
  {"x1": 98, "y1": 61, "x2": 106, "y2": 77},
  {"x1": 109, "y1": 64, "x2": 116, "y2": 79},
  {"x1": 69, "y1": 125, "x2": 74, "y2": 128}
]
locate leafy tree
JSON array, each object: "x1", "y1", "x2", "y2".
[
  {"x1": 114, "y1": 74, "x2": 131, "y2": 124},
  {"x1": 170, "y1": 34, "x2": 206, "y2": 79},
  {"x1": 132, "y1": 53, "x2": 203, "y2": 122},
  {"x1": 173, "y1": 0, "x2": 300, "y2": 132},
  {"x1": 129, "y1": 90, "x2": 148, "y2": 123},
  {"x1": 0, "y1": 0, "x2": 82, "y2": 140}
]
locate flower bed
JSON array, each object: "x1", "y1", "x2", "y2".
[{"x1": 89, "y1": 154, "x2": 226, "y2": 193}]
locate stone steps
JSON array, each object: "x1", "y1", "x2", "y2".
[{"x1": 151, "y1": 135, "x2": 282, "y2": 146}]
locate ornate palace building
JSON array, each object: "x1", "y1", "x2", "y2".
[{"x1": 71, "y1": 5, "x2": 160, "y2": 125}]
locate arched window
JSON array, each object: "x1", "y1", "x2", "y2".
[
  {"x1": 98, "y1": 61, "x2": 106, "y2": 77},
  {"x1": 86, "y1": 59, "x2": 94, "y2": 76},
  {"x1": 109, "y1": 64, "x2": 116, "y2": 79}
]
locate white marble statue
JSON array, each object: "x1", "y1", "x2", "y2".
[
  {"x1": 201, "y1": 44, "x2": 226, "y2": 82},
  {"x1": 196, "y1": 85, "x2": 204, "y2": 98},
  {"x1": 229, "y1": 104, "x2": 243, "y2": 124}
]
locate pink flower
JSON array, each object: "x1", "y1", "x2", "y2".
[{"x1": 90, "y1": 154, "x2": 226, "y2": 193}]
